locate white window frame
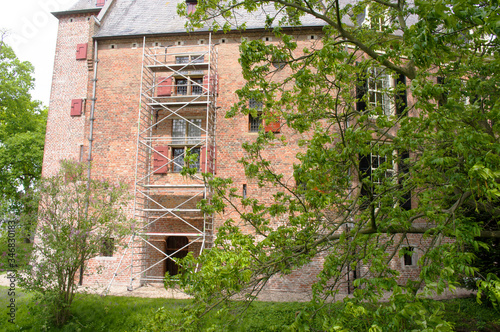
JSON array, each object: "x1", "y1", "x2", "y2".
[
  {"x1": 171, "y1": 118, "x2": 202, "y2": 172},
  {"x1": 363, "y1": 5, "x2": 389, "y2": 31},
  {"x1": 367, "y1": 67, "x2": 395, "y2": 117}
]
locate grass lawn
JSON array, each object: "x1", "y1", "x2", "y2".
[
  {"x1": 0, "y1": 286, "x2": 498, "y2": 331},
  {"x1": 0, "y1": 286, "x2": 190, "y2": 331},
  {"x1": 0, "y1": 234, "x2": 33, "y2": 274}
]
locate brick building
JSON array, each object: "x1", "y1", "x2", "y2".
[{"x1": 44, "y1": 0, "x2": 423, "y2": 299}]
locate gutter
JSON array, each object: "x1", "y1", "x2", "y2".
[
  {"x1": 52, "y1": 8, "x2": 102, "y2": 18},
  {"x1": 79, "y1": 39, "x2": 99, "y2": 286}
]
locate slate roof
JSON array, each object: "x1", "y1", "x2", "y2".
[
  {"x1": 56, "y1": 0, "x2": 415, "y2": 39},
  {"x1": 93, "y1": 0, "x2": 353, "y2": 38},
  {"x1": 67, "y1": 0, "x2": 99, "y2": 11},
  {"x1": 52, "y1": 0, "x2": 102, "y2": 17}
]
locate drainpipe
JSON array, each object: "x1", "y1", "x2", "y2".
[{"x1": 79, "y1": 39, "x2": 99, "y2": 286}]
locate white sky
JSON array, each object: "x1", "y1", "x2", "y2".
[{"x1": 1, "y1": 0, "x2": 78, "y2": 106}]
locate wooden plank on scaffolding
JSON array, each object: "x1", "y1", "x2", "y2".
[
  {"x1": 143, "y1": 232, "x2": 203, "y2": 237},
  {"x1": 146, "y1": 63, "x2": 209, "y2": 72}
]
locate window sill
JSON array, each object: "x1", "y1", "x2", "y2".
[{"x1": 97, "y1": 256, "x2": 117, "y2": 261}]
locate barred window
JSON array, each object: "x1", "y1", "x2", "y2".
[{"x1": 248, "y1": 98, "x2": 263, "y2": 132}]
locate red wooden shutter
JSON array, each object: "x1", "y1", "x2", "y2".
[
  {"x1": 157, "y1": 77, "x2": 172, "y2": 96},
  {"x1": 96, "y1": 0, "x2": 106, "y2": 7},
  {"x1": 200, "y1": 146, "x2": 216, "y2": 173},
  {"x1": 153, "y1": 146, "x2": 170, "y2": 174},
  {"x1": 187, "y1": 2, "x2": 196, "y2": 14},
  {"x1": 71, "y1": 99, "x2": 83, "y2": 116},
  {"x1": 76, "y1": 43, "x2": 88, "y2": 60},
  {"x1": 200, "y1": 146, "x2": 207, "y2": 172},
  {"x1": 264, "y1": 114, "x2": 280, "y2": 133}
]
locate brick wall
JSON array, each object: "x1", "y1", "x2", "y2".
[
  {"x1": 42, "y1": 13, "x2": 94, "y2": 176},
  {"x1": 44, "y1": 21, "x2": 426, "y2": 297}
]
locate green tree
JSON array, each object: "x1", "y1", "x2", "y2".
[
  {"x1": 164, "y1": 0, "x2": 499, "y2": 330},
  {"x1": 19, "y1": 161, "x2": 134, "y2": 326},
  {"x1": 0, "y1": 36, "x2": 47, "y2": 236}
]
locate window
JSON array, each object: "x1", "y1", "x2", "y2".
[
  {"x1": 247, "y1": 98, "x2": 280, "y2": 133},
  {"x1": 175, "y1": 55, "x2": 204, "y2": 64},
  {"x1": 101, "y1": 237, "x2": 114, "y2": 257},
  {"x1": 172, "y1": 119, "x2": 201, "y2": 144},
  {"x1": 174, "y1": 77, "x2": 203, "y2": 95},
  {"x1": 248, "y1": 98, "x2": 263, "y2": 132},
  {"x1": 356, "y1": 66, "x2": 395, "y2": 116},
  {"x1": 249, "y1": 114, "x2": 262, "y2": 132},
  {"x1": 191, "y1": 78, "x2": 203, "y2": 95},
  {"x1": 368, "y1": 67, "x2": 393, "y2": 116},
  {"x1": 359, "y1": 150, "x2": 395, "y2": 209},
  {"x1": 176, "y1": 56, "x2": 189, "y2": 64},
  {"x1": 171, "y1": 119, "x2": 202, "y2": 172},
  {"x1": 176, "y1": 78, "x2": 188, "y2": 95},
  {"x1": 359, "y1": 148, "x2": 411, "y2": 210},
  {"x1": 398, "y1": 151, "x2": 411, "y2": 210},
  {"x1": 363, "y1": 5, "x2": 389, "y2": 31},
  {"x1": 403, "y1": 246, "x2": 416, "y2": 266},
  {"x1": 172, "y1": 147, "x2": 200, "y2": 172},
  {"x1": 271, "y1": 56, "x2": 286, "y2": 70}
]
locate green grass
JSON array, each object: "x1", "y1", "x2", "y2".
[
  {"x1": 0, "y1": 288, "x2": 498, "y2": 331},
  {"x1": 441, "y1": 297, "x2": 500, "y2": 332},
  {"x1": 0, "y1": 286, "x2": 190, "y2": 331}
]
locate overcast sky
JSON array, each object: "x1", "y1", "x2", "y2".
[{"x1": 1, "y1": 0, "x2": 78, "y2": 106}]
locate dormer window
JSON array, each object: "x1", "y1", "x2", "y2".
[
  {"x1": 186, "y1": 0, "x2": 197, "y2": 14},
  {"x1": 363, "y1": 5, "x2": 389, "y2": 31}
]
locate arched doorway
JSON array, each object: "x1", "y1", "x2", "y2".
[{"x1": 165, "y1": 236, "x2": 189, "y2": 276}]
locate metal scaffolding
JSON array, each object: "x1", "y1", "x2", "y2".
[{"x1": 106, "y1": 35, "x2": 218, "y2": 291}]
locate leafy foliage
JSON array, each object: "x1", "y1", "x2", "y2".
[
  {"x1": 0, "y1": 37, "x2": 47, "y2": 235},
  {"x1": 171, "y1": 0, "x2": 499, "y2": 330},
  {"x1": 19, "y1": 161, "x2": 133, "y2": 326}
]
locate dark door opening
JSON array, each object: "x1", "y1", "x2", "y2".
[{"x1": 165, "y1": 236, "x2": 189, "y2": 276}]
